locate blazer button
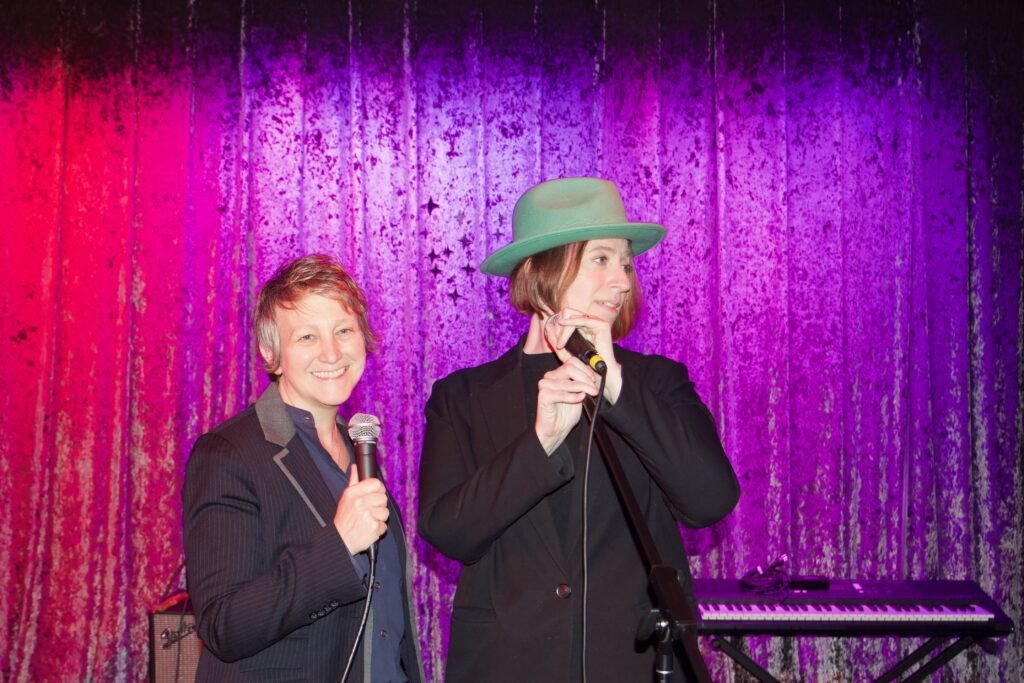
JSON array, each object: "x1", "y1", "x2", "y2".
[{"x1": 555, "y1": 583, "x2": 572, "y2": 599}]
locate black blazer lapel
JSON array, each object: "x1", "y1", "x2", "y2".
[
  {"x1": 478, "y1": 343, "x2": 568, "y2": 573},
  {"x1": 275, "y1": 436, "x2": 340, "y2": 528},
  {"x1": 255, "y1": 382, "x2": 339, "y2": 528}
]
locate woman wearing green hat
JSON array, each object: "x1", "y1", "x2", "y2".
[{"x1": 418, "y1": 178, "x2": 740, "y2": 682}]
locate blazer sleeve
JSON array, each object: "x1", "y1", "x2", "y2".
[
  {"x1": 600, "y1": 351, "x2": 740, "y2": 527},
  {"x1": 182, "y1": 432, "x2": 367, "y2": 662},
  {"x1": 417, "y1": 373, "x2": 574, "y2": 564}
]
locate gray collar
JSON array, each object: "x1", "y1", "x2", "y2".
[
  {"x1": 254, "y1": 382, "x2": 297, "y2": 447},
  {"x1": 255, "y1": 381, "x2": 349, "y2": 446}
]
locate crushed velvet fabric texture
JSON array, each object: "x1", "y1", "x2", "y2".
[{"x1": 1, "y1": 1, "x2": 1021, "y2": 680}]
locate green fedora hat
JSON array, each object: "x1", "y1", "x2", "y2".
[{"x1": 480, "y1": 177, "x2": 666, "y2": 276}]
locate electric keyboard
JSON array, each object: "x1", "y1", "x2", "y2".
[
  {"x1": 692, "y1": 578, "x2": 1014, "y2": 683},
  {"x1": 694, "y1": 578, "x2": 1014, "y2": 637}
]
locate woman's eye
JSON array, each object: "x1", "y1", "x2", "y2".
[
  {"x1": 299, "y1": 334, "x2": 315, "y2": 342},
  {"x1": 337, "y1": 328, "x2": 352, "y2": 336},
  {"x1": 593, "y1": 256, "x2": 608, "y2": 265}
]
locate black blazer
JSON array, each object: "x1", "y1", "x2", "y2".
[
  {"x1": 183, "y1": 382, "x2": 424, "y2": 682},
  {"x1": 419, "y1": 341, "x2": 739, "y2": 682}
]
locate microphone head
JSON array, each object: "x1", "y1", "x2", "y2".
[{"x1": 347, "y1": 413, "x2": 381, "y2": 444}]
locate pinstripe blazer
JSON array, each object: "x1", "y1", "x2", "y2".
[{"x1": 183, "y1": 382, "x2": 423, "y2": 682}]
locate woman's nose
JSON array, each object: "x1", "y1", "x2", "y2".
[
  {"x1": 610, "y1": 263, "x2": 632, "y2": 290},
  {"x1": 320, "y1": 336, "x2": 342, "y2": 362}
]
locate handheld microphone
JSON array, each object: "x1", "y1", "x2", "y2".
[
  {"x1": 565, "y1": 329, "x2": 608, "y2": 376},
  {"x1": 347, "y1": 413, "x2": 382, "y2": 561}
]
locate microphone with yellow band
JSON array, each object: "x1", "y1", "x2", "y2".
[{"x1": 566, "y1": 329, "x2": 608, "y2": 376}]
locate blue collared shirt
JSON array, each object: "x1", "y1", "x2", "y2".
[{"x1": 286, "y1": 406, "x2": 408, "y2": 683}]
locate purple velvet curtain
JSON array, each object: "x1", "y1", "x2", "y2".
[{"x1": 1, "y1": 0, "x2": 1021, "y2": 680}]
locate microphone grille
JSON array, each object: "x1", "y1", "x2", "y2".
[{"x1": 347, "y1": 413, "x2": 381, "y2": 443}]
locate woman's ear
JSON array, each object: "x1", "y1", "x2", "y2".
[
  {"x1": 518, "y1": 256, "x2": 533, "y2": 278},
  {"x1": 258, "y1": 345, "x2": 280, "y2": 375}
]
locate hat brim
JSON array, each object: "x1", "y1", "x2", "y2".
[{"x1": 480, "y1": 222, "x2": 666, "y2": 276}]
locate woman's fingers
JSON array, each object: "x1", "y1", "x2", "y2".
[{"x1": 547, "y1": 308, "x2": 615, "y2": 368}]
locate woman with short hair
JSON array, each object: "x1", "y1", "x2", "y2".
[{"x1": 184, "y1": 254, "x2": 423, "y2": 682}]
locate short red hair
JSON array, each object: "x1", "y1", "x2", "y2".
[{"x1": 254, "y1": 254, "x2": 378, "y2": 374}]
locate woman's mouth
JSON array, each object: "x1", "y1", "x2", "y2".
[{"x1": 312, "y1": 367, "x2": 347, "y2": 379}]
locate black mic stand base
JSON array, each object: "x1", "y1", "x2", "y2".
[{"x1": 588, "y1": 407, "x2": 712, "y2": 683}]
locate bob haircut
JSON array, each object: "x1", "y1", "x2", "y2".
[
  {"x1": 508, "y1": 240, "x2": 641, "y2": 341},
  {"x1": 254, "y1": 254, "x2": 378, "y2": 375}
]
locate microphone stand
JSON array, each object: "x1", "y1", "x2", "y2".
[{"x1": 584, "y1": 402, "x2": 712, "y2": 683}]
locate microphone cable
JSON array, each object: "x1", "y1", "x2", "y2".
[
  {"x1": 580, "y1": 372, "x2": 606, "y2": 683},
  {"x1": 340, "y1": 549, "x2": 377, "y2": 683}
]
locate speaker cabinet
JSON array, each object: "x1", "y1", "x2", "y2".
[{"x1": 149, "y1": 593, "x2": 201, "y2": 683}]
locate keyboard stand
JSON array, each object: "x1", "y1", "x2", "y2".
[
  {"x1": 708, "y1": 634, "x2": 996, "y2": 682},
  {"x1": 709, "y1": 637, "x2": 777, "y2": 683}
]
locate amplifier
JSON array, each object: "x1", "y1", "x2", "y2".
[{"x1": 149, "y1": 593, "x2": 201, "y2": 683}]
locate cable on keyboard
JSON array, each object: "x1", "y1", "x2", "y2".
[{"x1": 739, "y1": 554, "x2": 790, "y2": 594}]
